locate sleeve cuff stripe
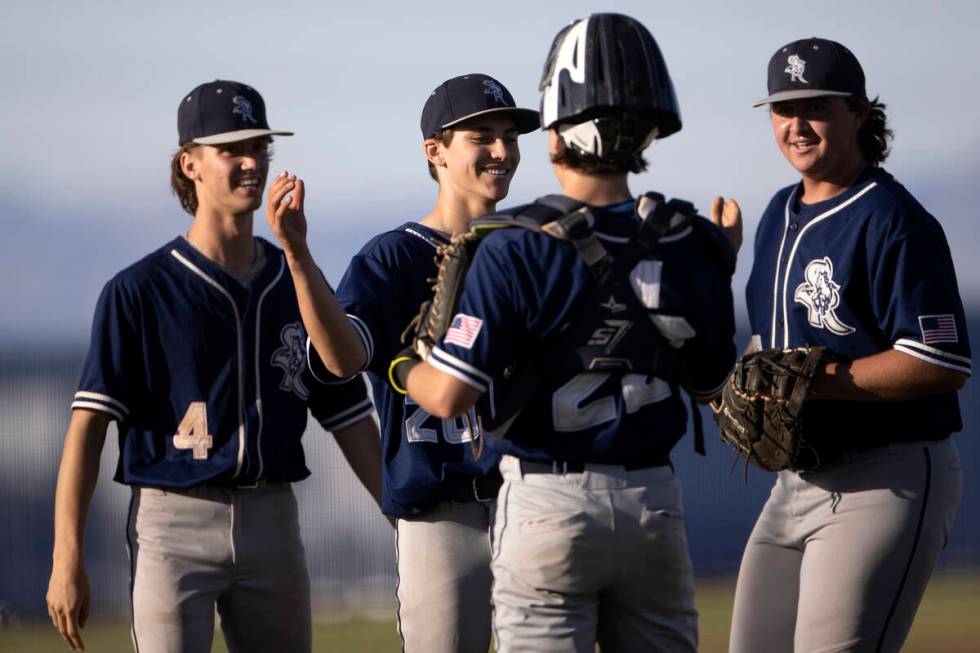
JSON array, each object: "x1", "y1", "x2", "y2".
[
  {"x1": 894, "y1": 345, "x2": 972, "y2": 376},
  {"x1": 428, "y1": 357, "x2": 487, "y2": 392},
  {"x1": 320, "y1": 403, "x2": 374, "y2": 431},
  {"x1": 348, "y1": 314, "x2": 374, "y2": 365},
  {"x1": 74, "y1": 391, "x2": 129, "y2": 415},
  {"x1": 430, "y1": 347, "x2": 493, "y2": 385},
  {"x1": 321, "y1": 397, "x2": 374, "y2": 423},
  {"x1": 71, "y1": 401, "x2": 125, "y2": 421},
  {"x1": 894, "y1": 338, "x2": 971, "y2": 365}
]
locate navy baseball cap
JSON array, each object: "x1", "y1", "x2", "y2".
[
  {"x1": 420, "y1": 74, "x2": 539, "y2": 139},
  {"x1": 753, "y1": 38, "x2": 866, "y2": 107},
  {"x1": 178, "y1": 80, "x2": 294, "y2": 146}
]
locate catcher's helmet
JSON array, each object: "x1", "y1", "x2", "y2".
[{"x1": 539, "y1": 14, "x2": 681, "y2": 161}]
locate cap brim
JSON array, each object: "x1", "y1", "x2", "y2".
[
  {"x1": 441, "y1": 107, "x2": 540, "y2": 134},
  {"x1": 752, "y1": 89, "x2": 853, "y2": 108},
  {"x1": 191, "y1": 128, "x2": 294, "y2": 145}
]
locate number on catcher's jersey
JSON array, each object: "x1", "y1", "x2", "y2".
[
  {"x1": 553, "y1": 373, "x2": 671, "y2": 431},
  {"x1": 404, "y1": 397, "x2": 478, "y2": 444},
  {"x1": 172, "y1": 402, "x2": 214, "y2": 459}
]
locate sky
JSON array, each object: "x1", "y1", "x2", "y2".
[{"x1": 1, "y1": 0, "x2": 978, "y2": 343}]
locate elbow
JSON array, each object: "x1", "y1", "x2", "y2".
[
  {"x1": 426, "y1": 395, "x2": 469, "y2": 420},
  {"x1": 948, "y1": 371, "x2": 968, "y2": 392}
]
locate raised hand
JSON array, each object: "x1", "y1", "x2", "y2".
[
  {"x1": 710, "y1": 196, "x2": 743, "y2": 255},
  {"x1": 265, "y1": 171, "x2": 308, "y2": 259}
]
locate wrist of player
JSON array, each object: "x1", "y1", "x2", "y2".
[{"x1": 388, "y1": 347, "x2": 422, "y2": 395}]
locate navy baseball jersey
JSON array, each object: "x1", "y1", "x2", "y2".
[
  {"x1": 428, "y1": 199, "x2": 737, "y2": 465},
  {"x1": 316, "y1": 223, "x2": 500, "y2": 518},
  {"x1": 72, "y1": 236, "x2": 373, "y2": 489},
  {"x1": 746, "y1": 167, "x2": 972, "y2": 446}
]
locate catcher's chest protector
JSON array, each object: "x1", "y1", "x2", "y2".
[{"x1": 471, "y1": 193, "x2": 699, "y2": 381}]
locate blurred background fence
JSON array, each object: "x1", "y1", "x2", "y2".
[{"x1": 1, "y1": 315, "x2": 977, "y2": 623}]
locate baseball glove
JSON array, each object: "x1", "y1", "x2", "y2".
[
  {"x1": 712, "y1": 346, "x2": 834, "y2": 473},
  {"x1": 389, "y1": 231, "x2": 482, "y2": 394}
]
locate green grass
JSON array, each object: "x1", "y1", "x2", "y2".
[{"x1": 5, "y1": 571, "x2": 979, "y2": 652}]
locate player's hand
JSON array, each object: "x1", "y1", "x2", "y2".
[
  {"x1": 265, "y1": 171, "x2": 309, "y2": 260},
  {"x1": 46, "y1": 559, "x2": 91, "y2": 651},
  {"x1": 710, "y1": 196, "x2": 742, "y2": 255}
]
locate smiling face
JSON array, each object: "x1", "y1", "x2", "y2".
[
  {"x1": 427, "y1": 114, "x2": 520, "y2": 204},
  {"x1": 770, "y1": 96, "x2": 866, "y2": 182},
  {"x1": 181, "y1": 136, "x2": 271, "y2": 217}
]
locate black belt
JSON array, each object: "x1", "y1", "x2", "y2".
[
  {"x1": 451, "y1": 469, "x2": 503, "y2": 503},
  {"x1": 519, "y1": 457, "x2": 670, "y2": 475}
]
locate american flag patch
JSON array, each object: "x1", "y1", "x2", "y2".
[
  {"x1": 444, "y1": 313, "x2": 484, "y2": 349},
  {"x1": 918, "y1": 314, "x2": 958, "y2": 344}
]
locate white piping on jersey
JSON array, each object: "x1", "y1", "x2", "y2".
[
  {"x1": 348, "y1": 313, "x2": 374, "y2": 369},
  {"x1": 252, "y1": 255, "x2": 286, "y2": 480},
  {"x1": 170, "y1": 249, "x2": 247, "y2": 478},
  {"x1": 894, "y1": 338, "x2": 972, "y2": 373},
  {"x1": 74, "y1": 391, "x2": 130, "y2": 416},
  {"x1": 893, "y1": 344, "x2": 972, "y2": 375},
  {"x1": 72, "y1": 400, "x2": 126, "y2": 422},
  {"x1": 772, "y1": 182, "x2": 878, "y2": 347},
  {"x1": 429, "y1": 346, "x2": 491, "y2": 392},
  {"x1": 404, "y1": 227, "x2": 443, "y2": 249},
  {"x1": 320, "y1": 397, "x2": 374, "y2": 431}
]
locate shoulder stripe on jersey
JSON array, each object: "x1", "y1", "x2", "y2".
[
  {"x1": 777, "y1": 182, "x2": 878, "y2": 347},
  {"x1": 893, "y1": 343, "x2": 972, "y2": 376},
  {"x1": 171, "y1": 249, "x2": 247, "y2": 478},
  {"x1": 71, "y1": 400, "x2": 126, "y2": 422},
  {"x1": 403, "y1": 227, "x2": 443, "y2": 249},
  {"x1": 319, "y1": 398, "x2": 374, "y2": 431},
  {"x1": 75, "y1": 391, "x2": 129, "y2": 416},
  {"x1": 428, "y1": 347, "x2": 489, "y2": 392},
  {"x1": 894, "y1": 338, "x2": 971, "y2": 365},
  {"x1": 348, "y1": 314, "x2": 375, "y2": 366},
  {"x1": 253, "y1": 255, "x2": 287, "y2": 481}
]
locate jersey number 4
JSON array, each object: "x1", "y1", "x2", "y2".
[{"x1": 173, "y1": 402, "x2": 214, "y2": 460}]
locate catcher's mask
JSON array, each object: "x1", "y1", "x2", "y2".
[{"x1": 539, "y1": 13, "x2": 681, "y2": 161}]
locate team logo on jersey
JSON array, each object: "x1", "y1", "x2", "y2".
[
  {"x1": 794, "y1": 257, "x2": 855, "y2": 336},
  {"x1": 785, "y1": 54, "x2": 809, "y2": 83},
  {"x1": 232, "y1": 95, "x2": 259, "y2": 124},
  {"x1": 271, "y1": 322, "x2": 310, "y2": 400},
  {"x1": 483, "y1": 79, "x2": 505, "y2": 104}
]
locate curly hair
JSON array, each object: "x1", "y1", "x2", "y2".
[
  {"x1": 170, "y1": 144, "x2": 199, "y2": 216},
  {"x1": 847, "y1": 95, "x2": 893, "y2": 166}
]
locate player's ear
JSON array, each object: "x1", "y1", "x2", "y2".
[
  {"x1": 423, "y1": 139, "x2": 446, "y2": 169},
  {"x1": 179, "y1": 148, "x2": 203, "y2": 182},
  {"x1": 547, "y1": 129, "x2": 565, "y2": 157}
]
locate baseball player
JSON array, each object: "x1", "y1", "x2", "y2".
[
  {"x1": 45, "y1": 80, "x2": 382, "y2": 653},
  {"x1": 295, "y1": 74, "x2": 538, "y2": 652},
  {"x1": 396, "y1": 15, "x2": 739, "y2": 652},
  {"x1": 730, "y1": 38, "x2": 970, "y2": 652}
]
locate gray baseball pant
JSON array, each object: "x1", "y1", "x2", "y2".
[
  {"x1": 127, "y1": 482, "x2": 311, "y2": 653},
  {"x1": 729, "y1": 438, "x2": 962, "y2": 653},
  {"x1": 491, "y1": 455, "x2": 698, "y2": 653},
  {"x1": 395, "y1": 499, "x2": 495, "y2": 653}
]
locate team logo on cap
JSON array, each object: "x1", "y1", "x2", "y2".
[
  {"x1": 232, "y1": 95, "x2": 259, "y2": 124},
  {"x1": 794, "y1": 257, "x2": 855, "y2": 336},
  {"x1": 483, "y1": 79, "x2": 505, "y2": 104},
  {"x1": 272, "y1": 322, "x2": 310, "y2": 400},
  {"x1": 785, "y1": 54, "x2": 809, "y2": 84}
]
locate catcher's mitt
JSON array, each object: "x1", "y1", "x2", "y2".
[
  {"x1": 712, "y1": 346, "x2": 834, "y2": 473},
  {"x1": 389, "y1": 231, "x2": 482, "y2": 394}
]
